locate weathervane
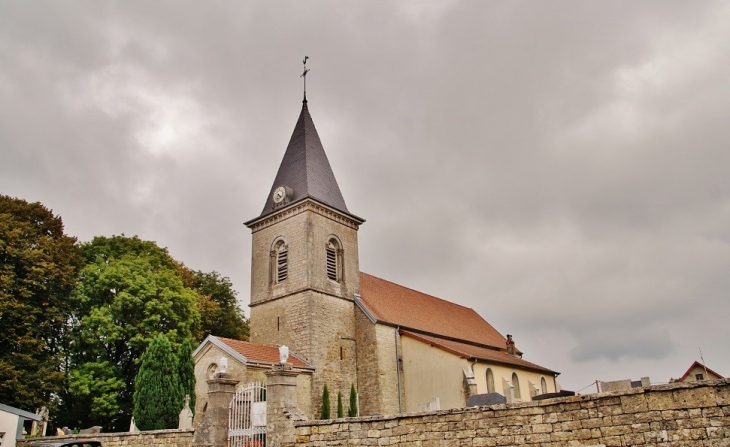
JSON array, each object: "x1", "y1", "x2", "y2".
[{"x1": 301, "y1": 56, "x2": 310, "y2": 101}]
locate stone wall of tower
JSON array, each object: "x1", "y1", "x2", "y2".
[
  {"x1": 249, "y1": 290, "x2": 357, "y2": 419},
  {"x1": 354, "y1": 308, "x2": 402, "y2": 416},
  {"x1": 307, "y1": 291, "x2": 358, "y2": 419},
  {"x1": 248, "y1": 201, "x2": 361, "y2": 419}
]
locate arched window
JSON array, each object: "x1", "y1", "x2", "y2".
[
  {"x1": 271, "y1": 239, "x2": 288, "y2": 284},
  {"x1": 541, "y1": 377, "x2": 548, "y2": 394},
  {"x1": 486, "y1": 368, "x2": 495, "y2": 394},
  {"x1": 512, "y1": 372, "x2": 521, "y2": 400},
  {"x1": 326, "y1": 237, "x2": 342, "y2": 282}
]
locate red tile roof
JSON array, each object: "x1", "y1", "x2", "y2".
[
  {"x1": 402, "y1": 331, "x2": 557, "y2": 375},
  {"x1": 678, "y1": 360, "x2": 724, "y2": 382},
  {"x1": 215, "y1": 336, "x2": 311, "y2": 369},
  {"x1": 358, "y1": 272, "x2": 509, "y2": 350}
]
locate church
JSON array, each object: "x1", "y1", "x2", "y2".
[{"x1": 193, "y1": 94, "x2": 559, "y2": 420}]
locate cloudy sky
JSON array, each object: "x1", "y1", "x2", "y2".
[{"x1": 2, "y1": 1, "x2": 729, "y2": 393}]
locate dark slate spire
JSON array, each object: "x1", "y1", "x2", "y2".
[{"x1": 258, "y1": 100, "x2": 350, "y2": 218}]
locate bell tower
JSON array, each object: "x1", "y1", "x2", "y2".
[{"x1": 245, "y1": 97, "x2": 364, "y2": 418}]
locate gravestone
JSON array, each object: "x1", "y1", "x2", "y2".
[
  {"x1": 179, "y1": 394, "x2": 194, "y2": 429},
  {"x1": 466, "y1": 393, "x2": 507, "y2": 407}
]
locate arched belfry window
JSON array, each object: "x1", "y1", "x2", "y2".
[
  {"x1": 271, "y1": 239, "x2": 288, "y2": 284},
  {"x1": 326, "y1": 237, "x2": 343, "y2": 282}
]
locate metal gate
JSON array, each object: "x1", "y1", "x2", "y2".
[{"x1": 228, "y1": 381, "x2": 266, "y2": 447}]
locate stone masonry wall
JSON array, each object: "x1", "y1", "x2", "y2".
[
  {"x1": 17, "y1": 429, "x2": 193, "y2": 447},
  {"x1": 289, "y1": 379, "x2": 730, "y2": 446}
]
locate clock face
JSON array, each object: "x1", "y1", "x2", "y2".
[{"x1": 273, "y1": 186, "x2": 286, "y2": 203}]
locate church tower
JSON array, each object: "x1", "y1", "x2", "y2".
[{"x1": 245, "y1": 97, "x2": 364, "y2": 417}]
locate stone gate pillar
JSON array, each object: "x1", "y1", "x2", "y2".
[
  {"x1": 193, "y1": 373, "x2": 239, "y2": 447},
  {"x1": 266, "y1": 363, "x2": 305, "y2": 447}
]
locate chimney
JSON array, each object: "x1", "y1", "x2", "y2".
[{"x1": 506, "y1": 334, "x2": 517, "y2": 357}]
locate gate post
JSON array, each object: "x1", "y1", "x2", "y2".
[
  {"x1": 265, "y1": 362, "x2": 304, "y2": 447},
  {"x1": 193, "y1": 372, "x2": 239, "y2": 447}
]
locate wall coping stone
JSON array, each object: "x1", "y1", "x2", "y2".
[
  {"x1": 295, "y1": 378, "x2": 730, "y2": 429},
  {"x1": 18, "y1": 429, "x2": 194, "y2": 443}
]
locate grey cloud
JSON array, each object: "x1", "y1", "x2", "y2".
[{"x1": 569, "y1": 324, "x2": 675, "y2": 363}]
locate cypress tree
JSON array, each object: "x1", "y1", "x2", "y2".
[
  {"x1": 337, "y1": 391, "x2": 344, "y2": 418},
  {"x1": 177, "y1": 338, "x2": 196, "y2": 414},
  {"x1": 133, "y1": 334, "x2": 184, "y2": 430},
  {"x1": 320, "y1": 384, "x2": 330, "y2": 420},
  {"x1": 348, "y1": 384, "x2": 358, "y2": 417}
]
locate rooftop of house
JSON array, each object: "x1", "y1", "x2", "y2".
[
  {"x1": 357, "y1": 272, "x2": 516, "y2": 353},
  {"x1": 194, "y1": 335, "x2": 313, "y2": 369},
  {"x1": 401, "y1": 331, "x2": 558, "y2": 375},
  {"x1": 679, "y1": 360, "x2": 724, "y2": 382}
]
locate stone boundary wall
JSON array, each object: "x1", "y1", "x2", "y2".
[
  {"x1": 290, "y1": 379, "x2": 730, "y2": 446},
  {"x1": 17, "y1": 429, "x2": 193, "y2": 447}
]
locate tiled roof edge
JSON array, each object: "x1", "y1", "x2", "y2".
[
  {"x1": 385, "y1": 324, "x2": 506, "y2": 352},
  {"x1": 287, "y1": 352, "x2": 315, "y2": 370},
  {"x1": 204, "y1": 335, "x2": 315, "y2": 370},
  {"x1": 401, "y1": 331, "x2": 558, "y2": 376},
  {"x1": 196, "y1": 335, "x2": 249, "y2": 365}
]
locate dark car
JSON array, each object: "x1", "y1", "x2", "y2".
[{"x1": 26, "y1": 442, "x2": 102, "y2": 447}]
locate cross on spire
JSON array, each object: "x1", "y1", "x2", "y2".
[{"x1": 301, "y1": 56, "x2": 310, "y2": 102}]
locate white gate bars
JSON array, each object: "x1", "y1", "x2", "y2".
[{"x1": 228, "y1": 381, "x2": 267, "y2": 447}]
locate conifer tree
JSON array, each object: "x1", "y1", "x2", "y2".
[
  {"x1": 133, "y1": 334, "x2": 183, "y2": 430},
  {"x1": 348, "y1": 384, "x2": 358, "y2": 417},
  {"x1": 177, "y1": 338, "x2": 196, "y2": 414},
  {"x1": 320, "y1": 384, "x2": 330, "y2": 420},
  {"x1": 337, "y1": 391, "x2": 344, "y2": 418}
]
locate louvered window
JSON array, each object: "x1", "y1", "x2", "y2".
[
  {"x1": 326, "y1": 242, "x2": 337, "y2": 281},
  {"x1": 276, "y1": 244, "x2": 288, "y2": 283}
]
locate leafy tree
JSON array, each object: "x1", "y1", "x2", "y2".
[
  {"x1": 337, "y1": 391, "x2": 344, "y2": 418},
  {"x1": 0, "y1": 195, "x2": 81, "y2": 411},
  {"x1": 348, "y1": 384, "x2": 358, "y2": 417},
  {"x1": 179, "y1": 267, "x2": 249, "y2": 341},
  {"x1": 133, "y1": 334, "x2": 184, "y2": 430},
  {"x1": 320, "y1": 384, "x2": 330, "y2": 420},
  {"x1": 59, "y1": 235, "x2": 199, "y2": 431},
  {"x1": 177, "y1": 338, "x2": 196, "y2": 414}
]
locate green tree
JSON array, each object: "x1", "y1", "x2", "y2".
[
  {"x1": 133, "y1": 334, "x2": 184, "y2": 430},
  {"x1": 337, "y1": 391, "x2": 344, "y2": 418},
  {"x1": 177, "y1": 338, "x2": 196, "y2": 414},
  {"x1": 0, "y1": 195, "x2": 81, "y2": 411},
  {"x1": 60, "y1": 235, "x2": 199, "y2": 431},
  {"x1": 179, "y1": 267, "x2": 249, "y2": 341},
  {"x1": 348, "y1": 384, "x2": 358, "y2": 417},
  {"x1": 320, "y1": 384, "x2": 330, "y2": 420}
]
